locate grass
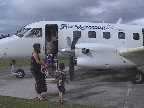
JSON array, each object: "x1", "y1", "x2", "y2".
[
  {"x1": 0, "y1": 58, "x2": 30, "y2": 70},
  {"x1": 58, "y1": 56, "x2": 70, "y2": 66},
  {"x1": 0, "y1": 95, "x2": 103, "y2": 108},
  {"x1": 0, "y1": 57, "x2": 70, "y2": 71}
]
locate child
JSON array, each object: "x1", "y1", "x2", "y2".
[{"x1": 55, "y1": 63, "x2": 66, "y2": 103}]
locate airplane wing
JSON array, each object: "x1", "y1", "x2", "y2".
[
  {"x1": 119, "y1": 47, "x2": 144, "y2": 67},
  {"x1": 75, "y1": 43, "x2": 115, "y2": 51}
]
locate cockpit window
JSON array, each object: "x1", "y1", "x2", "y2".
[
  {"x1": 25, "y1": 28, "x2": 42, "y2": 38},
  {"x1": 16, "y1": 28, "x2": 31, "y2": 37}
]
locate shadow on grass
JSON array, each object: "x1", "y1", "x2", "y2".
[{"x1": 0, "y1": 95, "x2": 103, "y2": 108}]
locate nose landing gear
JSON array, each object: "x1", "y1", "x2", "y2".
[
  {"x1": 14, "y1": 69, "x2": 25, "y2": 78},
  {"x1": 10, "y1": 60, "x2": 25, "y2": 78},
  {"x1": 131, "y1": 67, "x2": 144, "y2": 84},
  {"x1": 132, "y1": 71, "x2": 144, "y2": 84}
]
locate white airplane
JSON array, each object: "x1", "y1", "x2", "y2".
[{"x1": 0, "y1": 21, "x2": 144, "y2": 83}]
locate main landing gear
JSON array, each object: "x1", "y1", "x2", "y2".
[{"x1": 131, "y1": 67, "x2": 144, "y2": 84}]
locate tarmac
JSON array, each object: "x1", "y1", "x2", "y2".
[{"x1": 0, "y1": 67, "x2": 144, "y2": 108}]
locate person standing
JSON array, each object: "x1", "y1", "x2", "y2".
[
  {"x1": 31, "y1": 43, "x2": 47, "y2": 100},
  {"x1": 55, "y1": 63, "x2": 67, "y2": 103}
]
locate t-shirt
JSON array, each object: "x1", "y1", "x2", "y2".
[{"x1": 46, "y1": 55, "x2": 54, "y2": 64}]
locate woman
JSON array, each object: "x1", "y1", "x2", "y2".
[{"x1": 31, "y1": 43, "x2": 47, "y2": 100}]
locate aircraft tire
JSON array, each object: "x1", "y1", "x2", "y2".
[
  {"x1": 15, "y1": 69, "x2": 25, "y2": 78},
  {"x1": 132, "y1": 71, "x2": 144, "y2": 84}
]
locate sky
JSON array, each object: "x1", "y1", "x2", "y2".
[{"x1": 0, "y1": 0, "x2": 144, "y2": 34}]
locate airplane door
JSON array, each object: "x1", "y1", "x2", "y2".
[{"x1": 45, "y1": 24, "x2": 58, "y2": 56}]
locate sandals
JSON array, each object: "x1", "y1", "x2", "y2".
[
  {"x1": 40, "y1": 97, "x2": 48, "y2": 101},
  {"x1": 33, "y1": 97, "x2": 48, "y2": 101},
  {"x1": 33, "y1": 97, "x2": 40, "y2": 101}
]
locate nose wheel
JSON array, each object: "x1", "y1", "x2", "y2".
[{"x1": 15, "y1": 69, "x2": 25, "y2": 78}]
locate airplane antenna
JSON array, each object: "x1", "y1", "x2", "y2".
[
  {"x1": 116, "y1": 18, "x2": 122, "y2": 24},
  {"x1": 42, "y1": 18, "x2": 45, "y2": 21}
]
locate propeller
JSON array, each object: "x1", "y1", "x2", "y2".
[{"x1": 69, "y1": 34, "x2": 81, "y2": 81}]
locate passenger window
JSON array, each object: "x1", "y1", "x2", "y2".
[
  {"x1": 118, "y1": 32, "x2": 125, "y2": 39},
  {"x1": 73, "y1": 31, "x2": 81, "y2": 38},
  {"x1": 133, "y1": 33, "x2": 140, "y2": 40},
  {"x1": 103, "y1": 32, "x2": 110, "y2": 39},
  {"x1": 88, "y1": 31, "x2": 96, "y2": 38},
  {"x1": 25, "y1": 28, "x2": 42, "y2": 38}
]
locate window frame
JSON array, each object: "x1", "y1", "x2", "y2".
[
  {"x1": 73, "y1": 31, "x2": 81, "y2": 38},
  {"x1": 118, "y1": 32, "x2": 125, "y2": 39},
  {"x1": 88, "y1": 31, "x2": 96, "y2": 38},
  {"x1": 103, "y1": 32, "x2": 110, "y2": 39},
  {"x1": 133, "y1": 33, "x2": 140, "y2": 40}
]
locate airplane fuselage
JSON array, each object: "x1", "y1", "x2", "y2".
[{"x1": 0, "y1": 21, "x2": 143, "y2": 69}]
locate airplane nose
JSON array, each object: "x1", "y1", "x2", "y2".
[{"x1": 0, "y1": 48, "x2": 7, "y2": 58}]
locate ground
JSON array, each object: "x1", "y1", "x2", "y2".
[{"x1": 0, "y1": 66, "x2": 144, "y2": 108}]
